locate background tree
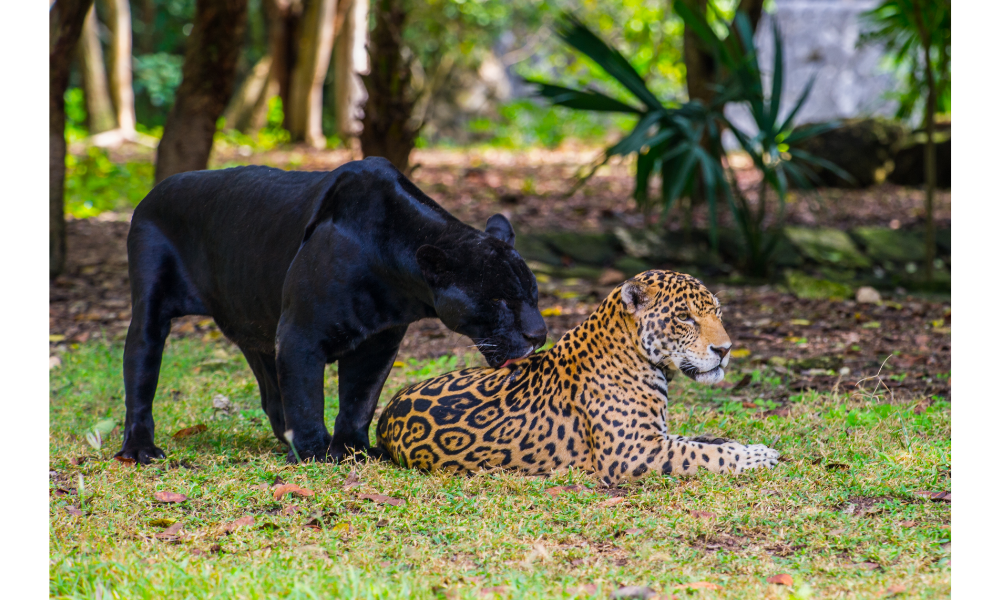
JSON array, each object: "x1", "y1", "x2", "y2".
[
  {"x1": 154, "y1": 0, "x2": 248, "y2": 184},
  {"x1": 100, "y1": 0, "x2": 137, "y2": 138},
  {"x1": 681, "y1": 0, "x2": 764, "y2": 105},
  {"x1": 77, "y1": 6, "x2": 117, "y2": 135},
  {"x1": 360, "y1": 0, "x2": 417, "y2": 170},
  {"x1": 287, "y1": 0, "x2": 339, "y2": 147},
  {"x1": 860, "y1": 0, "x2": 950, "y2": 281},
  {"x1": 51, "y1": 0, "x2": 95, "y2": 277}
]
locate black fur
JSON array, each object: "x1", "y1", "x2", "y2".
[{"x1": 116, "y1": 157, "x2": 546, "y2": 464}]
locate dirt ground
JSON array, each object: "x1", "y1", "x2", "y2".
[{"x1": 50, "y1": 147, "x2": 950, "y2": 402}]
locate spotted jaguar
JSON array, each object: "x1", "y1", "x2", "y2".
[{"x1": 376, "y1": 270, "x2": 779, "y2": 484}]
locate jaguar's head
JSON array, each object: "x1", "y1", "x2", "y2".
[{"x1": 618, "y1": 270, "x2": 732, "y2": 384}]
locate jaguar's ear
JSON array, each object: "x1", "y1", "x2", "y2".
[
  {"x1": 416, "y1": 245, "x2": 451, "y2": 287},
  {"x1": 485, "y1": 213, "x2": 515, "y2": 246},
  {"x1": 621, "y1": 280, "x2": 650, "y2": 314}
]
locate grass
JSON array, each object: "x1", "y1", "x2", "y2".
[{"x1": 50, "y1": 336, "x2": 951, "y2": 599}]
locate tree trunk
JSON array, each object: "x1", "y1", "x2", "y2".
[
  {"x1": 680, "y1": 0, "x2": 764, "y2": 105},
  {"x1": 51, "y1": 0, "x2": 95, "y2": 278},
  {"x1": 287, "y1": 0, "x2": 338, "y2": 147},
  {"x1": 913, "y1": 1, "x2": 937, "y2": 281},
  {"x1": 154, "y1": 0, "x2": 248, "y2": 184},
  {"x1": 360, "y1": 0, "x2": 418, "y2": 172},
  {"x1": 78, "y1": 6, "x2": 117, "y2": 134},
  {"x1": 331, "y1": 0, "x2": 367, "y2": 138},
  {"x1": 223, "y1": 55, "x2": 274, "y2": 132},
  {"x1": 100, "y1": 0, "x2": 136, "y2": 136},
  {"x1": 265, "y1": 0, "x2": 303, "y2": 125}
]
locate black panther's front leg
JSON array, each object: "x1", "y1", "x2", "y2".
[
  {"x1": 331, "y1": 326, "x2": 408, "y2": 460},
  {"x1": 274, "y1": 323, "x2": 332, "y2": 462}
]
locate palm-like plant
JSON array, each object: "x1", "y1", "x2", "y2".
[{"x1": 528, "y1": 4, "x2": 849, "y2": 276}]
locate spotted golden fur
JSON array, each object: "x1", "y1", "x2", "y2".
[{"x1": 376, "y1": 270, "x2": 779, "y2": 484}]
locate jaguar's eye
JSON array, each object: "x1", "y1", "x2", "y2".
[{"x1": 676, "y1": 312, "x2": 694, "y2": 324}]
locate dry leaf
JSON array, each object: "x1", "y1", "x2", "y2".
[
  {"x1": 742, "y1": 401, "x2": 758, "y2": 409},
  {"x1": 856, "y1": 562, "x2": 881, "y2": 570},
  {"x1": 343, "y1": 470, "x2": 362, "y2": 490},
  {"x1": 330, "y1": 522, "x2": 355, "y2": 536},
  {"x1": 597, "y1": 497, "x2": 625, "y2": 508},
  {"x1": 900, "y1": 520, "x2": 917, "y2": 528},
  {"x1": 914, "y1": 490, "x2": 951, "y2": 502},
  {"x1": 221, "y1": 516, "x2": 254, "y2": 533},
  {"x1": 884, "y1": 584, "x2": 907, "y2": 596},
  {"x1": 153, "y1": 491, "x2": 187, "y2": 503},
  {"x1": 273, "y1": 484, "x2": 315, "y2": 501},
  {"x1": 172, "y1": 424, "x2": 208, "y2": 439},
  {"x1": 113, "y1": 456, "x2": 136, "y2": 467},
  {"x1": 148, "y1": 518, "x2": 175, "y2": 527},
  {"x1": 766, "y1": 574, "x2": 794, "y2": 586},
  {"x1": 826, "y1": 462, "x2": 850, "y2": 470},
  {"x1": 358, "y1": 493, "x2": 405, "y2": 507},
  {"x1": 249, "y1": 484, "x2": 270, "y2": 491},
  {"x1": 690, "y1": 510, "x2": 716, "y2": 519},
  {"x1": 730, "y1": 348, "x2": 752, "y2": 359},
  {"x1": 156, "y1": 522, "x2": 182, "y2": 538},
  {"x1": 282, "y1": 505, "x2": 300, "y2": 516},
  {"x1": 624, "y1": 528, "x2": 645, "y2": 535},
  {"x1": 545, "y1": 485, "x2": 584, "y2": 496},
  {"x1": 65, "y1": 506, "x2": 84, "y2": 517},
  {"x1": 674, "y1": 582, "x2": 722, "y2": 591}
]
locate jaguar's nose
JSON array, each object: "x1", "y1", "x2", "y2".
[{"x1": 710, "y1": 344, "x2": 731, "y2": 359}]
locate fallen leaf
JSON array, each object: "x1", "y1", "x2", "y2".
[
  {"x1": 282, "y1": 505, "x2": 300, "y2": 515},
  {"x1": 50, "y1": 356, "x2": 62, "y2": 369},
  {"x1": 826, "y1": 462, "x2": 850, "y2": 470},
  {"x1": 730, "y1": 348, "x2": 751, "y2": 359},
  {"x1": 156, "y1": 522, "x2": 182, "y2": 538},
  {"x1": 742, "y1": 401, "x2": 758, "y2": 409},
  {"x1": 624, "y1": 528, "x2": 645, "y2": 535},
  {"x1": 545, "y1": 485, "x2": 584, "y2": 496},
  {"x1": 611, "y1": 585, "x2": 656, "y2": 599},
  {"x1": 272, "y1": 475, "x2": 286, "y2": 487},
  {"x1": 597, "y1": 497, "x2": 625, "y2": 508},
  {"x1": 900, "y1": 520, "x2": 917, "y2": 528},
  {"x1": 540, "y1": 306, "x2": 563, "y2": 317},
  {"x1": 733, "y1": 373, "x2": 752, "y2": 388},
  {"x1": 153, "y1": 491, "x2": 187, "y2": 503},
  {"x1": 49, "y1": 334, "x2": 67, "y2": 343},
  {"x1": 273, "y1": 484, "x2": 315, "y2": 501},
  {"x1": 65, "y1": 506, "x2": 84, "y2": 517},
  {"x1": 766, "y1": 573, "x2": 794, "y2": 586},
  {"x1": 790, "y1": 319, "x2": 811, "y2": 326},
  {"x1": 674, "y1": 582, "x2": 722, "y2": 591},
  {"x1": 376, "y1": 519, "x2": 390, "y2": 527},
  {"x1": 358, "y1": 493, "x2": 405, "y2": 507},
  {"x1": 856, "y1": 562, "x2": 881, "y2": 570},
  {"x1": 113, "y1": 456, "x2": 136, "y2": 467},
  {"x1": 330, "y1": 522, "x2": 355, "y2": 536},
  {"x1": 172, "y1": 424, "x2": 208, "y2": 439},
  {"x1": 392, "y1": 361, "x2": 405, "y2": 368},
  {"x1": 249, "y1": 483, "x2": 270, "y2": 491},
  {"x1": 343, "y1": 470, "x2": 362, "y2": 490},
  {"x1": 689, "y1": 510, "x2": 716, "y2": 519},
  {"x1": 69, "y1": 457, "x2": 84, "y2": 466},
  {"x1": 861, "y1": 321, "x2": 881, "y2": 329},
  {"x1": 148, "y1": 518, "x2": 175, "y2": 527},
  {"x1": 761, "y1": 406, "x2": 791, "y2": 418},
  {"x1": 221, "y1": 515, "x2": 254, "y2": 533},
  {"x1": 914, "y1": 490, "x2": 951, "y2": 502},
  {"x1": 884, "y1": 584, "x2": 907, "y2": 596}
]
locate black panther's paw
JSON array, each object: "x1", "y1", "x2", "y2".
[
  {"x1": 286, "y1": 439, "x2": 384, "y2": 464},
  {"x1": 114, "y1": 444, "x2": 166, "y2": 465}
]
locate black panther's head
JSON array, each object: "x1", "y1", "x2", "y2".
[{"x1": 417, "y1": 214, "x2": 547, "y2": 368}]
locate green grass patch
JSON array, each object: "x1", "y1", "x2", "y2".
[{"x1": 50, "y1": 338, "x2": 950, "y2": 598}]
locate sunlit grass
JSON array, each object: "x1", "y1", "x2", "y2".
[{"x1": 50, "y1": 338, "x2": 950, "y2": 599}]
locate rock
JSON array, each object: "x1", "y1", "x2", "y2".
[
  {"x1": 784, "y1": 228, "x2": 870, "y2": 268},
  {"x1": 540, "y1": 232, "x2": 620, "y2": 266},
  {"x1": 792, "y1": 118, "x2": 907, "y2": 188},
  {"x1": 855, "y1": 286, "x2": 882, "y2": 304},
  {"x1": 851, "y1": 227, "x2": 924, "y2": 263},
  {"x1": 598, "y1": 268, "x2": 626, "y2": 286},
  {"x1": 613, "y1": 256, "x2": 652, "y2": 277},
  {"x1": 514, "y1": 235, "x2": 562, "y2": 267},
  {"x1": 785, "y1": 271, "x2": 854, "y2": 301},
  {"x1": 889, "y1": 126, "x2": 951, "y2": 188}
]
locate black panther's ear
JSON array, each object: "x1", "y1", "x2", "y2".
[
  {"x1": 416, "y1": 245, "x2": 450, "y2": 286},
  {"x1": 621, "y1": 279, "x2": 649, "y2": 314},
  {"x1": 485, "y1": 213, "x2": 515, "y2": 246}
]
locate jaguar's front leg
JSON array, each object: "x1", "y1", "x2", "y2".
[{"x1": 657, "y1": 435, "x2": 779, "y2": 475}]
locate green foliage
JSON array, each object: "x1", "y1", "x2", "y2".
[
  {"x1": 63, "y1": 88, "x2": 90, "y2": 143},
  {"x1": 859, "y1": 0, "x2": 951, "y2": 121},
  {"x1": 530, "y1": 7, "x2": 848, "y2": 276},
  {"x1": 215, "y1": 97, "x2": 292, "y2": 153},
  {"x1": 133, "y1": 52, "x2": 186, "y2": 111},
  {"x1": 464, "y1": 99, "x2": 636, "y2": 148},
  {"x1": 64, "y1": 148, "x2": 154, "y2": 219}
]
